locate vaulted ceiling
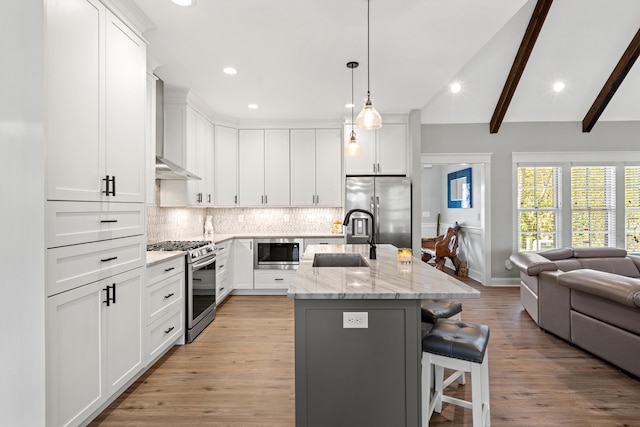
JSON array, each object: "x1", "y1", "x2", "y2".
[{"x1": 125, "y1": 0, "x2": 640, "y2": 129}]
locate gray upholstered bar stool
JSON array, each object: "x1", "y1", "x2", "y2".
[
  {"x1": 421, "y1": 300, "x2": 465, "y2": 385},
  {"x1": 421, "y1": 318, "x2": 491, "y2": 427}
]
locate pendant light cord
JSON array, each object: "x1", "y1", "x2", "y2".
[{"x1": 367, "y1": 0, "x2": 371, "y2": 97}]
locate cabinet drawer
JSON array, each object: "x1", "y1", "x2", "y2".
[
  {"x1": 147, "y1": 274, "x2": 184, "y2": 325},
  {"x1": 46, "y1": 201, "x2": 144, "y2": 248},
  {"x1": 47, "y1": 235, "x2": 145, "y2": 296},
  {"x1": 254, "y1": 270, "x2": 295, "y2": 289},
  {"x1": 147, "y1": 306, "x2": 184, "y2": 363},
  {"x1": 147, "y1": 257, "x2": 185, "y2": 285}
]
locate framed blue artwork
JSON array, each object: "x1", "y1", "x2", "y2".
[{"x1": 447, "y1": 167, "x2": 472, "y2": 208}]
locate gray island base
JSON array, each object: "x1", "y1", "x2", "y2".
[{"x1": 288, "y1": 244, "x2": 480, "y2": 427}]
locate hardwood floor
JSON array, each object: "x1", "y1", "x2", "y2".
[{"x1": 91, "y1": 273, "x2": 640, "y2": 426}]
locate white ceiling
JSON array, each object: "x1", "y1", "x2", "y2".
[{"x1": 127, "y1": 0, "x2": 640, "y2": 127}]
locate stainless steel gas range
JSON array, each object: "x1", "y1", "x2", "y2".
[{"x1": 147, "y1": 240, "x2": 217, "y2": 343}]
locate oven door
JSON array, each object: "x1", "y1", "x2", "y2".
[
  {"x1": 254, "y1": 239, "x2": 302, "y2": 269},
  {"x1": 187, "y1": 254, "x2": 216, "y2": 341}
]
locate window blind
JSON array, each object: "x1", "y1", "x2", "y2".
[
  {"x1": 625, "y1": 166, "x2": 640, "y2": 251},
  {"x1": 571, "y1": 166, "x2": 615, "y2": 247},
  {"x1": 517, "y1": 167, "x2": 561, "y2": 251}
]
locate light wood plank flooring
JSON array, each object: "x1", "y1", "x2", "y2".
[{"x1": 91, "y1": 274, "x2": 640, "y2": 426}]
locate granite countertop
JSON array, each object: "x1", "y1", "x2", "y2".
[{"x1": 287, "y1": 244, "x2": 481, "y2": 300}]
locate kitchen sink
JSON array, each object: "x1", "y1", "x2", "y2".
[{"x1": 312, "y1": 253, "x2": 370, "y2": 268}]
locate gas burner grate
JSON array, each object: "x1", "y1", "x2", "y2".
[{"x1": 147, "y1": 240, "x2": 211, "y2": 252}]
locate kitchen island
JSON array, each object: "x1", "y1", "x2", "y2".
[{"x1": 288, "y1": 244, "x2": 480, "y2": 427}]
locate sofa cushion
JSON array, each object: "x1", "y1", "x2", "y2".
[
  {"x1": 571, "y1": 290, "x2": 640, "y2": 336},
  {"x1": 578, "y1": 257, "x2": 640, "y2": 277},
  {"x1": 538, "y1": 247, "x2": 574, "y2": 261},
  {"x1": 558, "y1": 269, "x2": 640, "y2": 308},
  {"x1": 572, "y1": 247, "x2": 627, "y2": 258},
  {"x1": 553, "y1": 259, "x2": 583, "y2": 272}
]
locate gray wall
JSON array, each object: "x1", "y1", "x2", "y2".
[{"x1": 421, "y1": 121, "x2": 640, "y2": 280}]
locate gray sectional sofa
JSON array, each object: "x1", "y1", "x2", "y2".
[{"x1": 510, "y1": 247, "x2": 640, "y2": 377}]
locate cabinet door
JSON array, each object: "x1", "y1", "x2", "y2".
[
  {"x1": 186, "y1": 108, "x2": 202, "y2": 205},
  {"x1": 46, "y1": 0, "x2": 105, "y2": 202},
  {"x1": 238, "y1": 129, "x2": 265, "y2": 206},
  {"x1": 377, "y1": 124, "x2": 407, "y2": 175},
  {"x1": 232, "y1": 239, "x2": 254, "y2": 289},
  {"x1": 315, "y1": 129, "x2": 342, "y2": 206},
  {"x1": 145, "y1": 73, "x2": 158, "y2": 205},
  {"x1": 104, "y1": 11, "x2": 146, "y2": 202},
  {"x1": 344, "y1": 127, "x2": 376, "y2": 175},
  {"x1": 290, "y1": 129, "x2": 317, "y2": 206},
  {"x1": 214, "y1": 125, "x2": 239, "y2": 206},
  {"x1": 105, "y1": 268, "x2": 144, "y2": 394},
  {"x1": 46, "y1": 279, "x2": 105, "y2": 427},
  {"x1": 204, "y1": 120, "x2": 215, "y2": 205},
  {"x1": 265, "y1": 129, "x2": 290, "y2": 206}
]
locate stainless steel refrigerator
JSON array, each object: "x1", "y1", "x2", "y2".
[{"x1": 344, "y1": 176, "x2": 412, "y2": 249}]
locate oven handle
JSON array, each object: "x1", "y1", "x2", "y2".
[{"x1": 192, "y1": 256, "x2": 216, "y2": 270}]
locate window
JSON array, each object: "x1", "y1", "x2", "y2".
[
  {"x1": 517, "y1": 167, "x2": 561, "y2": 251},
  {"x1": 571, "y1": 166, "x2": 615, "y2": 247},
  {"x1": 626, "y1": 166, "x2": 640, "y2": 252}
]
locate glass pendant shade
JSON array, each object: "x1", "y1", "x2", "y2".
[
  {"x1": 346, "y1": 130, "x2": 361, "y2": 157},
  {"x1": 356, "y1": 95, "x2": 382, "y2": 130}
]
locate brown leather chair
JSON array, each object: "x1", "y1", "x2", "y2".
[{"x1": 421, "y1": 222, "x2": 462, "y2": 274}]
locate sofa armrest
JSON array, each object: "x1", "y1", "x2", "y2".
[
  {"x1": 510, "y1": 252, "x2": 558, "y2": 276},
  {"x1": 558, "y1": 269, "x2": 640, "y2": 308}
]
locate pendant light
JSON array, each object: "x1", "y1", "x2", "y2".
[
  {"x1": 356, "y1": 0, "x2": 382, "y2": 130},
  {"x1": 346, "y1": 61, "x2": 361, "y2": 157}
]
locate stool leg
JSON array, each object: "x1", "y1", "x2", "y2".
[
  {"x1": 482, "y1": 350, "x2": 490, "y2": 426},
  {"x1": 421, "y1": 352, "x2": 433, "y2": 427},
  {"x1": 470, "y1": 362, "x2": 484, "y2": 427},
  {"x1": 433, "y1": 364, "x2": 444, "y2": 414}
]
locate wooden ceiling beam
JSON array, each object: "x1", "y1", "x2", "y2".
[
  {"x1": 582, "y1": 29, "x2": 640, "y2": 132},
  {"x1": 489, "y1": 0, "x2": 553, "y2": 134}
]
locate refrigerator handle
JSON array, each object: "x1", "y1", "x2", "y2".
[{"x1": 375, "y1": 196, "x2": 380, "y2": 238}]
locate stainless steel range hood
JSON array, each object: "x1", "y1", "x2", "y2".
[
  {"x1": 155, "y1": 155, "x2": 201, "y2": 180},
  {"x1": 154, "y1": 77, "x2": 201, "y2": 180}
]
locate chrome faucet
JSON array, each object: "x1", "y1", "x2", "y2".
[{"x1": 343, "y1": 209, "x2": 376, "y2": 260}]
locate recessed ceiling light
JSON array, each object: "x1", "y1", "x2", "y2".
[
  {"x1": 553, "y1": 81, "x2": 565, "y2": 92},
  {"x1": 223, "y1": 67, "x2": 237, "y2": 75},
  {"x1": 450, "y1": 82, "x2": 462, "y2": 94},
  {"x1": 248, "y1": 104, "x2": 259, "y2": 109},
  {"x1": 170, "y1": 0, "x2": 195, "y2": 7}
]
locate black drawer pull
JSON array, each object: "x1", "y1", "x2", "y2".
[
  {"x1": 101, "y1": 256, "x2": 118, "y2": 262},
  {"x1": 219, "y1": 287, "x2": 225, "y2": 291},
  {"x1": 274, "y1": 278, "x2": 284, "y2": 281},
  {"x1": 164, "y1": 293, "x2": 175, "y2": 299},
  {"x1": 100, "y1": 219, "x2": 118, "y2": 223},
  {"x1": 219, "y1": 264, "x2": 225, "y2": 268},
  {"x1": 164, "y1": 267, "x2": 175, "y2": 272},
  {"x1": 164, "y1": 326, "x2": 175, "y2": 334}
]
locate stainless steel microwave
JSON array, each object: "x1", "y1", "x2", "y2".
[{"x1": 254, "y1": 238, "x2": 303, "y2": 270}]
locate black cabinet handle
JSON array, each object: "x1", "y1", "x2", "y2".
[
  {"x1": 103, "y1": 283, "x2": 116, "y2": 306},
  {"x1": 275, "y1": 278, "x2": 284, "y2": 281},
  {"x1": 102, "y1": 175, "x2": 116, "y2": 196},
  {"x1": 234, "y1": 195, "x2": 237, "y2": 204},
  {"x1": 164, "y1": 267, "x2": 175, "y2": 272},
  {"x1": 193, "y1": 278, "x2": 202, "y2": 282},
  {"x1": 100, "y1": 219, "x2": 118, "y2": 223},
  {"x1": 220, "y1": 264, "x2": 225, "y2": 268},
  {"x1": 164, "y1": 293, "x2": 175, "y2": 299},
  {"x1": 101, "y1": 256, "x2": 118, "y2": 262},
  {"x1": 208, "y1": 194, "x2": 211, "y2": 203},
  {"x1": 164, "y1": 326, "x2": 175, "y2": 334}
]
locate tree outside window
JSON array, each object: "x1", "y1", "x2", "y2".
[
  {"x1": 571, "y1": 166, "x2": 615, "y2": 247},
  {"x1": 517, "y1": 167, "x2": 560, "y2": 251}
]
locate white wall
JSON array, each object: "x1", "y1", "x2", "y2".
[
  {"x1": 422, "y1": 121, "x2": 640, "y2": 282},
  {"x1": 0, "y1": 1, "x2": 46, "y2": 426}
]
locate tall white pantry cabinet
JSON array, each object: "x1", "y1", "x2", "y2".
[{"x1": 44, "y1": 1, "x2": 147, "y2": 426}]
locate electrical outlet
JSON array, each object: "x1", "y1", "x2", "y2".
[
  {"x1": 505, "y1": 259, "x2": 513, "y2": 270},
  {"x1": 343, "y1": 312, "x2": 368, "y2": 328}
]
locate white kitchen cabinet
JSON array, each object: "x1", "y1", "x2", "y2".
[
  {"x1": 46, "y1": 0, "x2": 146, "y2": 203},
  {"x1": 344, "y1": 123, "x2": 407, "y2": 175},
  {"x1": 46, "y1": 267, "x2": 144, "y2": 427},
  {"x1": 231, "y1": 239, "x2": 254, "y2": 290},
  {"x1": 146, "y1": 256, "x2": 184, "y2": 364},
  {"x1": 253, "y1": 270, "x2": 295, "y2": 290},
  {"x1": 215, "y1": 241, "x2": 232, "y2": 303},
  {"x1": 160, "y1": 99, "x2": 214, "y2": 207},
  {"x1": 238, "y1": 129, "x2": 290, "y2": 206},
  {"x1": 290, "y1": 129, "x2": 342, "y2": 206},
  {"x1": 214, "y1": 125, "x2": 239, "y2": 206}
]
